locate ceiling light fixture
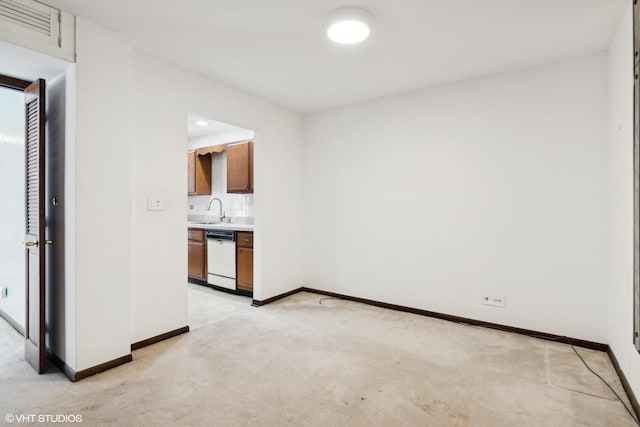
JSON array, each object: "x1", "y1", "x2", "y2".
[
  {"x1": 195, "y1": 120, "x2": 208, "y2": 126},
  {"x1": 326, "y1": 7, "x2": 374, "y2": 45}
]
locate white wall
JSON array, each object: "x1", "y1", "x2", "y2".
[
  {"x1": 0, "y1": 86, "x2": 25, "y2": 328},
  {"x1": 607, "y1": 4, "x2": 640, "y2": 398},
  {"x1": 303, "y1": 53, "x2": 609, "y2": 342},
  {"x1": 130, "y1": 53, "x2": 304, "y2": 342},
  {"x1": 74, "y1": 19, "x2": 133, "y2": 370}
]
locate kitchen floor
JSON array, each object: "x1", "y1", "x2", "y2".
[{"x1": 187, "y1": 282, "x2": 252, "y2": 330}]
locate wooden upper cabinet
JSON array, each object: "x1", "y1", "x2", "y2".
[
  {"x1": 227, "y1": 141, "x2": 254, "y2": 194},
  {"x1": 187, "y1": 150, "x2": 212, "y2": 196}
]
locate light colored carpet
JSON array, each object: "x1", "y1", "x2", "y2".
[{"x1": 0, "y1": 291, "x2": 637, "y2": 426}]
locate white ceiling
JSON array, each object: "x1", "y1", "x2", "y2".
[
  {"x1": 46, "y1": 0, "x2": 627, "y2": 113},
  {"x1": 0, "y1": 40, "x2": 72, "y2": 83},
  {"x1": 187, "y1": 113, "x2": 247, "y2": 138}
]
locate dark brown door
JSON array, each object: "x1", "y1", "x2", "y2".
[{"x1": 24, "y1": 79, "x2": 46, "y2": 374}]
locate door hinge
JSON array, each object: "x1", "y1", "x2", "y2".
[
  {"x1": 58, "y1": 36, "x2": 62, "y2": 48},
  {"x1": 58, "y1": 11, "x2": 61, "y2": 23}
]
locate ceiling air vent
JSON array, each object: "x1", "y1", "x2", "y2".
[
  {"x1": 0, "y1": 0, "x2": 74, "y2": 62},
  {"x1": 0, "y1": 0, "x2": 58, "y2": 42},
  {"x1": 0, "y1": 0, "x2": 55, "y2": 37}
]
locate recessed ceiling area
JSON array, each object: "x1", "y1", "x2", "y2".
[
  {"x1": 187, "y1": 113, "x2": 247, "y2": 138},
  {"x1": 46, "y1": 0, "x2": 627, "y2": 113},
  {"x1": 0, "y1": 40, "x2": 72, "y2": 82}
]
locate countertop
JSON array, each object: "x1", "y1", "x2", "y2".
[{"x1": 188, "y1": 222, "x2": 254, "y2": 232}]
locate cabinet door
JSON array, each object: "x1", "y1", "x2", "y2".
[
  {"x1": 188, "y1": 151, "x2": 212, "y2": 196},
  {"x1": 236, "y1": 231, "x2": 253, "y2": 248},
  {"x1": 249, "y1": 140, "x2": 254, "y2": 192},
  {"x1": 188, "y1": 240, "x2": 207, "y2": 281},
  {"x1": 227, "y1": 141, "x2": 253, "y2": 193},
  {"x1": 187, "y1": 150, "x2": 196, "y2": 195},
  {"x1": 237, "y1": 246, "x2": 253, "y2": 292}
]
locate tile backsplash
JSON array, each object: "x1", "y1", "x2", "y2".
[{"x1": 188, "y1": 194, "x2": 254, "y2": 218}]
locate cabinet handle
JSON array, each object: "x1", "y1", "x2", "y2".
[{"x1": 244, "y1": 239, "x2": 250, "y2": 242}]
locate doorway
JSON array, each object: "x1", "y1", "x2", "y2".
[
  {"x1": 0, "y1": 40, "x2": 75, "y2": 376},
  {"x1": 0, "y1": 74, "x2": 48, "y2": 375},
  {"x1": 0, "y1": 84, "x2": 26, "y2": 335},
  {"x1": 186, "y1": 113, "x2": 255, "y2": 330}
]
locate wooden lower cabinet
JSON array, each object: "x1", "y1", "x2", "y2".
[
  {"x1": 188, "y1": 228, "x2": 207, "y2": 281},
  {"x1": 236, "y1": 232, "x2": 253, "y2": 292}
]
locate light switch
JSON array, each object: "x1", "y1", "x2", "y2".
[{"x1": 147, "y1": 196, "x2": 164, "y2": 211}]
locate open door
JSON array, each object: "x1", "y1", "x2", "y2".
[{"x1": 24, "y1": 79, "x2": 46, "y2": 374}]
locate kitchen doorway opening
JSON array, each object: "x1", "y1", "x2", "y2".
[{"x1": 186, "y1": 113, "x2": 255, "y2": 330}]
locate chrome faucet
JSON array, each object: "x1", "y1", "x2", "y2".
[{"x1": 206, "y1": 197, "x2": 226, "y2": 221}]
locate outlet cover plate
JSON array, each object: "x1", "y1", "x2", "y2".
[
  {"x1": 147, "y1": 195, "x2": 164, "y2": 211},
  {"x1": 482, "y1": 293, "x2": 506, "y2": 308}
]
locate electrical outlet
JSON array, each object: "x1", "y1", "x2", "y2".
[
  {"x1": 147, "y1": 195, "x2": 164, "y2": 211},
  {"x1": 1, "y1": 287, "x2": 7, "y2": 299},
  {"x1": 482, "y1": 293, "x2": 506, "y2": 308}
]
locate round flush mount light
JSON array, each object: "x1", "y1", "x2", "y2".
[
  {"x1": 195, "y1": 120, "x2": 208, "y2": 126},
  {"x1": 325, "y1": 7, "x2": 374, "y2": 45}
]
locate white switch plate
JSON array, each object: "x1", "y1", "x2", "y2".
[
  {"x1": 147, "y1": 196, "x2": 164, "y2": 211},
  {"x1": 482, "y1": 293, "x2": 506, "y2": 308}
]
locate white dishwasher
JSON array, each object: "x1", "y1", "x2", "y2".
[{"x1": 206, "y1": 230, "x2": 236, "y2": 290}]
